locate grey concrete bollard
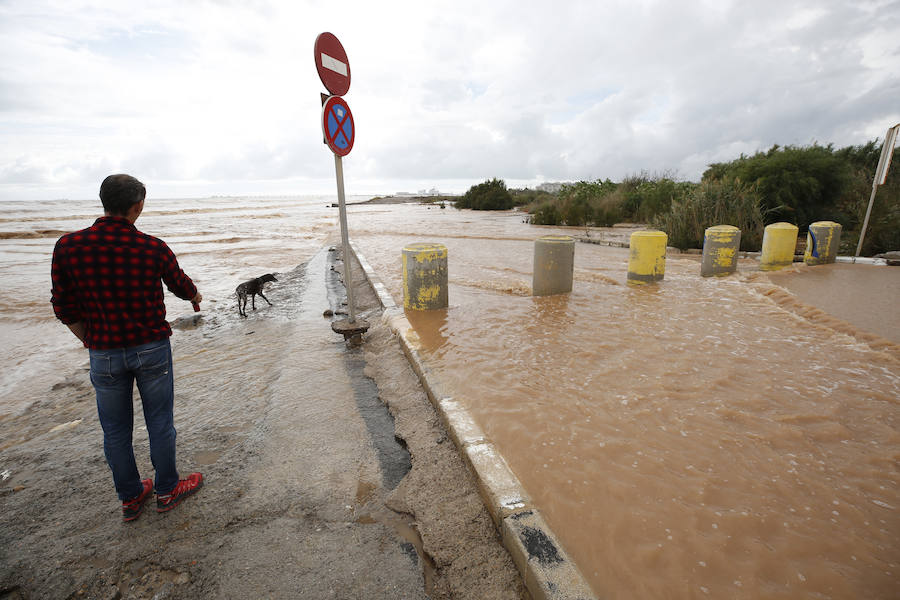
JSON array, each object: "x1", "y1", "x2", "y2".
[
  {"x1": 701, "y1": 225, "x2": 741, "y2": 277},
  {"x1": 804, "y1": 221, "x2": 842, "y2": 265},
  {"x1": 533, "y1": 236, "x2": 574, "y2": 296}
]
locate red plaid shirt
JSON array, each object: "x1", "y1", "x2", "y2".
[{"x1": 51, "y1": 216, "x2": 197, "y2": 349}]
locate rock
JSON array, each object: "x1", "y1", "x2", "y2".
[
  {"x1": 323, "y1": 309, "x2": 334, "y2": 317},
  {"x1": 151, "y1": 583, "x2": 175, "y2": 600},
  {"x1": 171, "y1": 314, "x2": 202, "y2": 330},
  {"x1": 100, "y1": 585, "x2": 122, "y2": 600},
  {"x1": 49, "y1": 419, "x2": 82, "y2": 433}
]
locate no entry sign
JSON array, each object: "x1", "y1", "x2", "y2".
[
  {"x1": 314, "y1": 32, "x2": 351, "y2": 96},
  {"x1": 322, "y1": 95, "x2": 354, "y2": 156}
]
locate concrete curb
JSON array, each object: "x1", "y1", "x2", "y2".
[
  {"x1": 575, "y1": 236, "x2": 629, "y2": 248},
  {"x1": 350, "y1": 242, "x2": 597, "y2": 600}
]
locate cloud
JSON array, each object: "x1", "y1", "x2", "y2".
[{"x1": 1, "y1": 0, "x2": 898, "y2": 200}]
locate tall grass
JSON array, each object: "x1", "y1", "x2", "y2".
[
  {"x1": 652, "y1": 178, "x2": 766, "y2": 250},
  {"x1": 527, "y1": 175, "x2": 693, "y2": 226}
]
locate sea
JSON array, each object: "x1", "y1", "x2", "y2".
[{"x1": 0, "y1": 194, "x2": 349, "y2": 416}]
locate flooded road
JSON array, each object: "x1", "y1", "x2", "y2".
[{"x1": 352, "y1": 202, "x2": 900, "y2": 599}]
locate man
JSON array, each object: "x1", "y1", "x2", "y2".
[{"x1": 51, "y1": 174, "x2": 204, "y2": 522}]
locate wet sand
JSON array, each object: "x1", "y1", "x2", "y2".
[{"x1": 0, "y1": 245, "x2": 525, "y2": 599}]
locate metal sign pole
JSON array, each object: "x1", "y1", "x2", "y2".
[
  {"x1": 317, "y1": 33, "x2": 367, "y2": 340},
  {"x1": 854, "y1": 183, "x2": 879, "y2": 262},
  {"x1": 855, "y1": 123, "x2": 900, "y2": 261},
  {"x1": 334, "y1": 154, "x2": 357, "y2": 323}
]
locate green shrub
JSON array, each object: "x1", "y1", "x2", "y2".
[
  {"x1": 531, "y1": 202, "x2": 563, "y2": 225},
  {"x1": 704, "y1": 144, "x2": 852, "y2": 229},
  {"x1": 510, "y1": 188, "x2": 554, "y2": 207},
  {"x1": 838, "y1": 162, "x2": 900, "y2": 255},
  {"x1": 524, "y1": 175, "x2": 694, "y2": 226},
  {"x1": 613, "y1": 173, "x2": 696, "y2": 222},
  {"x1": 554, "y1": 179, "x2": 620, "y2": 226},
  {"x1": 492, "y1": 138, "x2": 900, "y2": 255},
  {"x1": 456, "y1": 178, "x2": 514, "y2": 210},
  {"x1": 704, "y1": 141, "x2": 900, "y2": 255},
  {"x1": 591, "y1": 192, "x2": 625, "y2": 226},
  {"x1": 652, "y1": 178, "x2": 766, "y2": 250},
  {"x1": 833, "y1": 142, "x2": 900, "y2": 255}
]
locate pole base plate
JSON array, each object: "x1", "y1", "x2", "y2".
[{"x1": 331, "y1": 318, "x2": 370, "y2": 340}]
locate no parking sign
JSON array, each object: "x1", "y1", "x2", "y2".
[{"x1": 322, "y1": 95, "x2": 354, "y2": 157}]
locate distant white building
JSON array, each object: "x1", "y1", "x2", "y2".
[{"x1": 536, "y1": 182, "x2": 567, "y2": 193}]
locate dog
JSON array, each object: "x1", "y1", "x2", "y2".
[{"x1": 236, "y1": 274, "x2": 277, "y2": 317}]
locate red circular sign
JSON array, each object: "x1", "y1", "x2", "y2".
[
  {"x1": 314, "y1": 32, "x2": 351, "y2": 96},
  {"x1": 322, "y1": 96, "x2": 354, "y2": 156}
]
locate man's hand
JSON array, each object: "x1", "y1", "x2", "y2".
[{"x1": 191, "y1": 292, "x2": 203, "y2": 312}]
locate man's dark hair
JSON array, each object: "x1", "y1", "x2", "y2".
[{"x1": 99, "y1": 174, "x2": 146, "y2": 216}]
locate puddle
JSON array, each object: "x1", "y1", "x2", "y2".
[{"x1": 355, "y1": 479, "x2": 377, "y2": 505}]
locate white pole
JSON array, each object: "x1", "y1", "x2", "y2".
[
  {"x1": 856, "y1": 124, "x2": 900, "y2": 261},
  {"x1": 334, "y1": 154, "x2": 357, "y2": 323},
  {"x1": 854, "y1": 183, "x2": 879, "y2": 261}
]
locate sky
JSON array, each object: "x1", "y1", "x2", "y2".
[{"x1": 1, "y1": 0, "x2": 898, "y2": 201}]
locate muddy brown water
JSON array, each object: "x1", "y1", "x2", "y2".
[
  {"x1": 2, "y1": 197, "x2": 898, "y2": 598},
  {"x1": 351, "y1": 203, "x2": 900, "y2": 599}
]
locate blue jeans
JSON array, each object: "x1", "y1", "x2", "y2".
[{"x1": 89, "y1": 338, "x2": 179, "y2": 500}]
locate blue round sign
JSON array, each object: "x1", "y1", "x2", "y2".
[{"x1": 322, "y1": 95, "x2": 354, "y2": 156}]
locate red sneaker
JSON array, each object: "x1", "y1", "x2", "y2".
[
  {"x1": 156, "y1": 472, "x2": 204, "y2": 513},
  {"x1": 122, "y1": 478, "x2": 153, "y2": 522}
]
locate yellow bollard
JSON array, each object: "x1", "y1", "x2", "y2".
[
  {"x1": 533, "y1": 235, "x2": 575, "y2": 296},
  {"x1": 804, "y1": 221, "x2": 842, "y2": 266},
  {"x1": 701, "y1": 225, "x2": 741, "y2": 277},
  {"x1": 760, "y1": 222, "x2": 798, "y2": 271},
  {"x1": 627, "y1": 230, "x2": 667, "y2": 284},
  {"x1": 402, "y1": 243, "x2": 448, "y2": 310}
]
